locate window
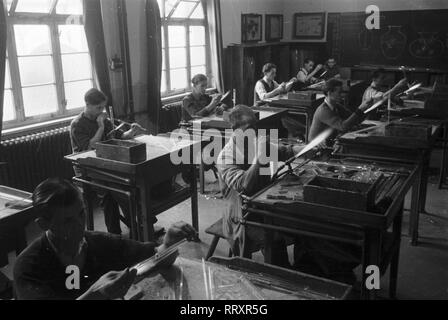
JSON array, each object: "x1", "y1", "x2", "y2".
[
  {"x1": 2, "y1": 0, "x2": 93, "y2": 128},
  {"x1": 158, "y1": 0, "x2": 211, "y2": 97}
]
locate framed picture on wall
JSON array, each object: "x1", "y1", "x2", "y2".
[
  {"x1": 241, "y1": 14, "x2": 262, "y2": 42},
  {"x1": 265, "y1": 14, "x2": 283, "y2": 41},
  {"x1": 293, "y1": 12, "x2": 326, "y2": 40}
]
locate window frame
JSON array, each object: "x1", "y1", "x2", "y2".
[
  {"x1": 160, "y1": 0, "x2": 211, "y2": 97},
  {"x1": 2, "y1": 0, "x2": 94, "y2": 130}
]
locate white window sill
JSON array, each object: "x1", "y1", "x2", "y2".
[
  {"x1": 1, "y1": 88, "x2": 218, "y2": 140},
  {"x1": 1, "y1": 115, "x2": 76, "y2": 141}
]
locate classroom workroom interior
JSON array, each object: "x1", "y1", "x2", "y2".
[{"x1": 0, "y1": 0, "x2": 447, "y2": 301}]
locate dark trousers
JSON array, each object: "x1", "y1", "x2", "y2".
[{"x1": 101, "y1": 192, "x2": 131, "y2": 235}]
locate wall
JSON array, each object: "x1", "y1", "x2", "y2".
[
  {"x1": 220, "y1": 0, "x2": 448, "y2": 47},
  {"x1": 100, "y1": 0, "x2": 149, "y2": 128},
  {"x1": 220, "y1": 0, "x2": 282, "y2": 47},
  {"x1": 282, "y1": 0, "x2": 448, "y2": 41}
]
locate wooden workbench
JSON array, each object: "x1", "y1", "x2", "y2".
[
  {"x1": 64, "y1": 134, "x2": 205, "y2": 242},
  {"x1": 242, "y1": 157, "x2": 418, "y2": 299},
  {"x1": 0, "y1": 186, "x2": 34, "y2": 266},
  {"x1": 335, "y1": 117, "x2": 445, "y2": 245}
]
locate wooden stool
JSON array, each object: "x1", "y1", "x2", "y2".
[{"x1": 205, "y1": 218, "x2": 233, "y2": 260}]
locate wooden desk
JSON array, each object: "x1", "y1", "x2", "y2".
[
  {"x1": 0, "y1": 186, "x2": 34, "y2": 266},
  {"x1": 262, "y1": 94, "x2": 325, "y2": 143},
  {"x1": 336, "y1": 118, "x2": 444, "y2": 245},
  {"x1": 133, "y1": 256, "x2": 351, "y2": 300},
  {"x1": 64, "y1": 135, "x2": 204, "y2": 242},
  {"x1": 242, "y1": 157, "x2": 418, "y2": 299}
]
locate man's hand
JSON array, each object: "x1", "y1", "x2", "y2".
[
  {"x1": 256, "y1": 134, "x2": 273, "y2": 165},
  {"x1": 358, "y1": 97, "x2": 374, "y2": 112},
  {"x1": 396, "y1": 78, "x2": 408, "y2": 88},
  {"x1": 163, "y1": 221, "x2": 197, "y2": 248},
  {"x1": 130, "y1": 123, "x2": 146, "y2": 135},
  {"x1": 88, "y1": 268, "x2": 137, "y2": 300},
  {"x1": 215, "y1": 105, "x2": 224, "y2": 115},
  {"x1": 96, "y1": 113, "x2": 108, "y2": 128},
  {"x1": 315, "y1": 64, "x2": 324, "y2": 71},
  {"x1": 211, "y1": 94, "x2": 222, "y2": 105}
]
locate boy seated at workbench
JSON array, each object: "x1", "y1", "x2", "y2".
[
  {"x1": 362, "y1": 68, "x2": 408, "y2": 120},
  {"x1": 13, "y1": 178, "x2": 197, "y2": 300},
  {"x1": 182, "y1": 74, "x2": 231, "y2": 121},
  {"x1": 254, "y1": 63, "x2": 304, "y2": 139},
  {"x1": 308, "y1": 79, "x2": 374, "y2": 146},
  {"x1": 295, "y1": 59, "x2": 324, "y2": 89},
  {"x1": 70, "y1": 88, "x2": 172, "y2": 235},
  {"x1": 216, "y1": 105, "x2": 363, "y2": 283}
]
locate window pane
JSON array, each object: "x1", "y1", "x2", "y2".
[
  {"x1": 5, "y1": 59, "x2": 11, "y2": 89},
  {"x1": 161, "y1": 31, "x2": 165, "y2": 48},
  {"x1": 169, "y1": 48, "x2": 186, "y2": 68},
  {"x1": 23, "y1": 85, "x2": 58, "y2": 117},
  {"x1": 65, "y1": 80, "x2": 93, "y2": 110},
  {"x1": 3, "y1": 90, "x2": 15, "y2": 121},
  {"x1": 168, "y1": 26, "x2": 185, "y2": 47},
  {"x1": 161, "y1": 71, "x2": 166, "y2": 93},
  {"x1": 56, "y1": 0, "x2": 83, "y2": 15},
  {"x1": 190, "y1": 46, "x2": 205, "y2": 66},
  {"x1": 190, "y1": 3, "x2": 204, "y2": 19},
  {"x1": 62, "y1": 53, "x2": 92, "y2": 82},
  {"x1": 162, "y1": 48, "x2": 166, "y2": 70},
  {"x1": 59, "y1": 25, "x2": 89, "y2": 54},
  {"x1": 190, "y1": 26, "x2": 205, "y2": 46},
  {"x1": 18, "y1": 56, "x2": 55, "y2": 86},
  {"x1": 171, "y1": 1, "x2": 197, "y2": 18},
  {"x1": 165, "y1": 0, "x2": 178, "y2": 17},
  {"x1": 6, "y1": 0, "x2": 13, "y2": 11},
  {"x1": 15, "y1": 0, "x2": 53, "y2": 13},
  {"x1": 170, "y1": 68, "x2": 187, "y2": 91},
  {"x1": 157, "y1": 0, "x2": 164, "y2": 17},
  {"x1": 191, "y1": 65, "x2": 206, "y2": 78},
  {"x1": 14, "y1": 25, "x2": 52, "y2": 56}
]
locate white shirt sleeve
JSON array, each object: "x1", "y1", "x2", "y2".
[
  {"x1": 255, "y1": 81, "x2": 267, "y2": 101},
  {"x1": 297, "y1": 70, "x2": 307, "y2": 83}
]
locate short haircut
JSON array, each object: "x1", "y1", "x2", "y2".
[
  {"x1": 84, "y1": 88, "x2": 107, "y2": 105},
  {"x1": 262, "y1": 63, "x2": 277, "y2": 74},
  {"x1": 372, "y1": 68, "x2": 386, "y2": 80},
  {"x1": 324, "y1": 79, "x2": 343, "y2": 95},
  {"x1": 304, "y1": 58, "x2": 314, "y2": 65},
  {"x1": 228, "y1": 104, "x2": 257, "y2": 130},
  {"x1": 191, "y1": 74, "x2": 208, "y2": 86},
  {"x1": 32, "y1": 178, "x2": 81, "y2": 220}
]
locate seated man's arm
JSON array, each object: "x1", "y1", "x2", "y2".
[
  {"x1": 256, "y1": 81, "x2": 283, "y2": 101},
  {"x1": 183, "y1": 95, "x2": 219, "y2": 118},
  {"x1": 218, "y1": 160, "x2": 262, "y2": 196},
  {"x1": 319, "y1": 106, "x2": 364, "y2": 133},
  {"x1": 71, "y1": 125, "x2": 102, "y2": 152}
]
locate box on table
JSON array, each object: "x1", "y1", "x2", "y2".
[
  {"x1": 287, "y1": 91, "x2": 316, "y2": 101},
  {"x1": 384, "y1": 123, "x2": 431, "y2": 140},
  {"x1": 95, "y1": 139, "x2": 147, "y2": 164},
  {"x1": 303, "y1": 175, "x2": 380, "y2": 211}
]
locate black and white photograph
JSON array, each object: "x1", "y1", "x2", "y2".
[
  {"x1": 0, "y1": 0, "x2": 447, "y2": 310},
  {"x1": 265, "y1": 14, "x2": 283, "y2": 41},
  {"x1": 241, "y1": 13, "x2": 262, "y2": 42}
]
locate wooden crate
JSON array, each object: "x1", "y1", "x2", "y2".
[
  {"x1": 303, "y1": 175, "x2": 378, "y2": 211},
  {"x1": 95, "y1": 139, "x2": 146, "y2": 164},
  {"x1": 385, "y1": 123, "x2": 431, "y2": 140}
]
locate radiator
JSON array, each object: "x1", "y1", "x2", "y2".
[{"x1": 0, "y1": 127, "x2": 74, "y2": 192}]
